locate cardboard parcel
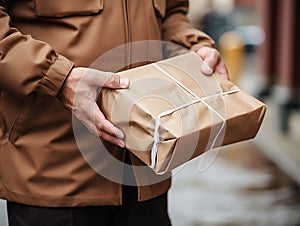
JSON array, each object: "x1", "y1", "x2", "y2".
[{"x1": 100, "y1": 52, "x2": 266, "y2": 174}]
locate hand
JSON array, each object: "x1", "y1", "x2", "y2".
[
  {"x1": 58, "y1": 67, "x2": 130, "y2": 147},
  {"x1": 196, "y1": 46, "x2": 229, "y2": 80}
]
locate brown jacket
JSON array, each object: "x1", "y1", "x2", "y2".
[{"x1": 0, "y1": 0, "x2": 214, "y2": 207}]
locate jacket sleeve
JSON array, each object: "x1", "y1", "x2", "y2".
[
  {"x1": 163, "y1": 0, "x2": 215, "y2": 51},
  {"x1": 0, "y1": 1, "x2": 74, "y2": 97}
]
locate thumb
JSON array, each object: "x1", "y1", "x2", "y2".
[
  {"x1": 201, "y1": 61, "x2": 214, "y2": 75},
  {"x1": 85, "y1": 69, "x2": 130, "y2": 89},
  {"x1": 103, "y1": 72, "x2": 130, "y2": 89},
  {"x1": 103, "y1": 73, "x2": 129, "y2": 88}
]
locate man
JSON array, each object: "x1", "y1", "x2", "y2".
[{"x1": 0, "y1": 0, "x2": 228, "y2": 225}]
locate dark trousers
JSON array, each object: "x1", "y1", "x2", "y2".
[{"x1": 7, "y1": 185, "x2": 171, "y2": 226}]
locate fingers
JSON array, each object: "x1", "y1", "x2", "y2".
[
  {"x1": 198, "y1": 48, "x2": 219, "y2": 75},
  {"x1": 196, "y1": 47, "x2": 230, "y2": 80},
  {"x1": 90, "y1": 103, "x2": 125, "y2": 147},
  {"x1": 82, "y1": 117, "x2": 125, "y2": 148},
  {"x1": 93, "y1": 105, "x2": 124, "y2": 139},
  {"x1": 74, "y1": 99, "x2": 125, "y2": 147},
  {"x1": 201, "y1": 61, "x2": 214, "y2": 75},
  {"x1": 103, "y1": 73, "x2": 130, "y2": 89},
  {"x1": 61, "y1": 67, "x2": 127, "y2": 147},
  {"x1": 81, "y1": 68, "x2": 130, "y2": 89},
  {"x1": 215, "y1": 61, "x2": 230, "y2": 80}
]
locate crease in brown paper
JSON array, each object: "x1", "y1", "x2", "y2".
[{"x1": 150, "y1": 63, "x2": 239, "y2": 172}]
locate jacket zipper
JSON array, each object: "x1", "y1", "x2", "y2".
[
  {"x1": 118, "y1": 0, "x2": 132, "y2": 205},
  {"x1": 123, "y1": 0, "x2": 132, "y2": 69},
  {"x1": 123, "y1": 0, "x2": 142, "y2": 201}
]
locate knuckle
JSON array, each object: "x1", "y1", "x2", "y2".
[
  {"x1": 106, "y1": 73, "x2": 119, "y2": 87},
  {"x1": 210, "y1": 49, "x2": 220, "y2": 59},
  {"x1": 98, "y1": 130, "x2": 103, "y2": 137}
]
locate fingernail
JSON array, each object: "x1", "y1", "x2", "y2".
[
  {"x1": 118, "y1": 139, "x2": 125, "y2": 148},
  {"x1": 120, "y1": 77, "x2": 129, "y2": 88},
  {"x1": 113, "y1": 127, "x2": 124, "y2": 139},
  {"x1": 201, "y1": 62, "x2": 213, "y2": 75}
]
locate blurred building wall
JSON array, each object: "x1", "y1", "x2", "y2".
[
  {"x1": 188, "y1": 0, "x2": 300, "y2": 184},
  {"x1": 257, "y1": 0, "x2": 300, "y2": 132}
]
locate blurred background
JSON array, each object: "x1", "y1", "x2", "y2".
[
  {"x1": 0, "y1": 0, "x2": 299, "y2": 225},
  {"x1": 169, "y1": 0, "x2": 300, "y2": 225}
]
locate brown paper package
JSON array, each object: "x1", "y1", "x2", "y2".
[{"x1": 99, "y1": 52, "x2": 266, "y2": 174}]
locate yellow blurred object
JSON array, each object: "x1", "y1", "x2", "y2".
[{"x1": 219, "y1": 31, "x2": 245, "y2": 84}]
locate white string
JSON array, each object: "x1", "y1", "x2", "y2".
[
  {"x1": 150, "y1": 63, "x2": 239, "y2": 170},
  {"x1": 153, "y1": 63, "x2": 201, "y2": 100}
]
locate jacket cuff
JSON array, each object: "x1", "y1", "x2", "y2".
[
  {"x1": 190, "y1": 41, "x2": 215, "y2": 52},
  {"x1": 38, "y1": 54, "x2": 74, "y2": 96}
]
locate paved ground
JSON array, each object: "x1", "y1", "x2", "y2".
[
  {"x1": 0, "y1": 200, "x2": 7, "y2": 226},
  {"x1": 168, "y1": 141, "x2": 300, "y2": 226}
]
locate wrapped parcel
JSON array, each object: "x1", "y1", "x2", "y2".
[{"x1": 99, "y1": 52, "x2": 266, "y2": 174}]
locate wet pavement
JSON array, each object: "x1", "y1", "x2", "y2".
[{"x1": 168, "y1": 141, "x2": 300, "y2": 226}]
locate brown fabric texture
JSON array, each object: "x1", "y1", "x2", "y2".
[{"x1": 0, "y1": 0, "x2": 214, "y2": 207}]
